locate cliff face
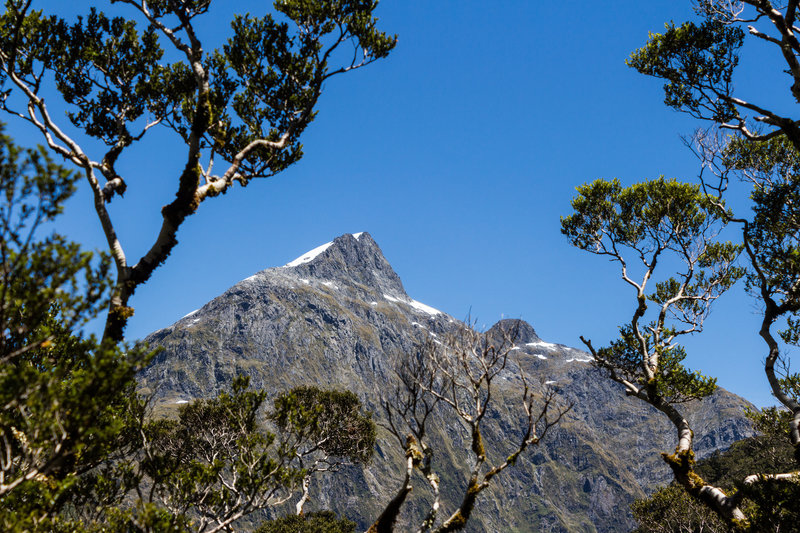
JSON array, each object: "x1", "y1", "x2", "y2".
[{"x1": 139, "y1": 232, "x2": 754, "y2": 532}]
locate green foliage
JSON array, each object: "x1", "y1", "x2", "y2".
[
  {"x1": 0, "y1": 125, "x2": 147, "y2": 532},
  {"x1": 0, "y1": 320, "x2": 145, "y2": 529},
  {"x1": 627, "y1": 19, "x2": 743, "y2": 122},
  {"x1": 271, "y1": 386, "x2": 376, "y2": 464},
  {"x1": 722, "y1": 136, "x2": 800, "y2": 179},
  {"x1": 631, "y1": 483, "x2": 728, "y2": 533},
  {"x1": 56, "y1": 378, "x2": 378, "y2": 531},
  {"x1": 0, "y1": 0, "x2": 396, "y2": 179},
  {"x1": 598, "y1": 325, "x2": 717, "y2": 403},
  {"x1": 562, "y1": 177, "x2": 729, "y2": 256},
  {"x1": 632, "y1": 410, "x2": 800, "y2": 533},
  {"x1": 562, "y1": 177, "x2": 739, "y2": 404},
  {"x1": 255, "y1": 510, "x2": 356, "y2": 533},
  {"x1": 717, "y1": 135, "x2": 800, "y2": 404},
  {"x1": 128, "y1": 376, "x2": 301, "y2": 530},
  {"x1": 0, "y1": 123, "x2": 111, "y2": 348},
  {"x1": 745, "y1": 174, "x2": 800, "y2": 309}
]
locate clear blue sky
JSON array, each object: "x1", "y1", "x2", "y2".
[{"x1": 7, "y1": 1, "x2": 787, "y2": 407}]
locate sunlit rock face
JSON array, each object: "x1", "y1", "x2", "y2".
[{"x1": 139, "y1": 232, "x2": 754, "y2": 532}]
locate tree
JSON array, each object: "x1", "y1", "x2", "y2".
[
  {"x1": 631, "y1": 484, "x2": 728, "y2": 533},
  {"x1": 0, "y1": 123, "x2": 147, "y2": 532},
  {"x1": 271, "y1": 386, "x2": 376, "y2": 516},
  {"x1": 371, "y1": 321, "x2": 569, "y2": 533},
  {"x1": 562, "y1": 177, "x2": 746, "y2": 522},
  {"x1": 78, "y1": 377, "x2": 376, "y2": 533},
  {"x1": 0, "y1": 0, "x2": 395, "y2": 342},
  {"x1": 564, "y1": 0, "x2": 800, "y2": 529},
  {"x1": 631, "y1": 408, "x2": 799, "y2": 533},
  {"x1": 627, "y1": 1, "x2": 800, "y2": 458}
]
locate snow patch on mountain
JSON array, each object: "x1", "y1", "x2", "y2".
[
  {"x1": 526, "y1": 340, "x2": 558, "y2": 351},
  {"x1": 408, "y1": 298, "x2": 441, "y2": 316},
  {"x1": 285, "y1": 241, "x2": 334, "y2": 267},
  {"x1": 383, "y1": 293, "x2": 441, "y2": 316}
]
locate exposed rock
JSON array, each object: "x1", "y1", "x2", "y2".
[{"x1": 139, "y1": 232, "x2": 755, "y2": 532}]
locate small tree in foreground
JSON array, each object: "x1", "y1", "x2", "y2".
[
  {"x1": 562, "y1": 177, "x2": 747, "y2": 522},
  {"x1": 95, "y1": 378, "x2": 376, "y2": 533},
  {"x1": 372, "y1": 322, "x2": 569, "y2": 533},
  {"x1": 0, "y1": 123, "x2": 148, "y2": 532}
]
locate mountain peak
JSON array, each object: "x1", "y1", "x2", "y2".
[
  {"x1": 282, "y1": 232, "x2": 407, "y2": 297},
  {"x1": 487, "y1": 318, "x2": 540, "y2": 344}
]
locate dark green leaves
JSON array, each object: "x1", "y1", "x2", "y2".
[
  {"x1": 628, "y1": 20, "x2": 743, "y2": 122},
  {"x1": 721, "y1": 136, "x2": 800, "y2": 340},
  {"x1": 0, "y1": 124, "x2": 148, "y2": 532},
  {"x1": 207, "y1": 1, "x2": 396, "y2": 178},
  {"x1": 256, "y1": 510, "x2": 356, "y2": 533},
  {"x1": 0, "y1": 6, "x2": 169, "y2": 146},
  {"x1": 561, "y1": 177, "x2": 727, "y2": 259},
  {"x1": 0, "y1": 124, "x2": 111, "y2": 353},
  {"x1": 597, "y1": 325, "x2": 717, "y2": 403},
  {"x1": 113, "y1": 378, "x2": 376, "y2": 530},
  {"x1": 565, "y1": 177, "x2": 738, "y2": 407},
  {"x1": 53, "y1": 9, "x2": 166, "y2": 143},
  {"x1": 1, "y1": 0, "x2": 395, "y2": 180},
  {"x1": 275, "y1": 0, "x2": 396, "y2": 61},
  {"x1": 272, "y1": 386, "x2": 376, "y2": 464}
]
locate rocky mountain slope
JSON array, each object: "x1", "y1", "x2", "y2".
[{"x1": 138, "y1": 232, "x2": 754, "y2": 532}]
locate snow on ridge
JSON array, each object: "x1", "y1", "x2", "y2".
[
  {"x1": 545, "y1": 380, "x2": 557, "y2": 385},
  {"x1": 181, "y1": 309, "x2": 199, "y2": 319},
  {"x1": 383, "y1": 294, "x2": 442, "y2": 317},
  {"x1": 525, "y1": 340, "x2": 558, "y2": 351},
  {"x1": 408, "y1": 298, "x2": 442, "y2": 316},
  {"x1": 352, "y1": 232, "x2": 364, "y2": 240},
  {"x1": 565, "y1": 357, "x2": 593, "y2": 363},
  {"x1": 383, "y1": 294, "x2": 402, "y2": 304},
  {"x1": 175, "y1": 400, "x2": 189, "y2": 404},
  {"x1": 285, "y1": 241, "x2": 334, "y2": 267}
]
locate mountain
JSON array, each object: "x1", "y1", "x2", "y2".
[{"x1": 138, "y1": 232, "x2": 754, "y2": 532}]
